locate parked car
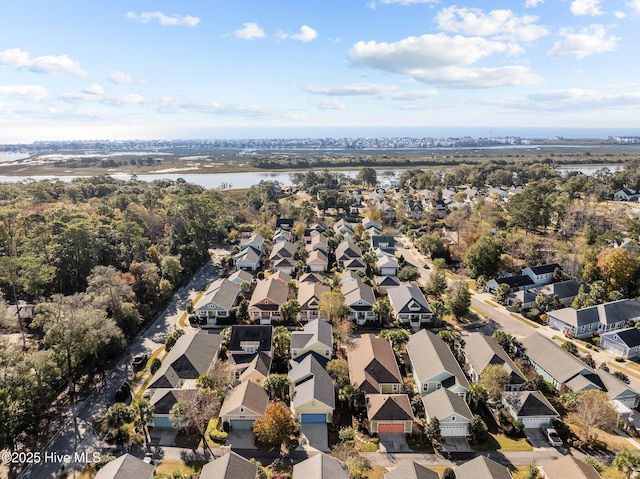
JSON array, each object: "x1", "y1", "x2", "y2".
[
  {"x1": 143, "y1": 452, "x2": 153, "y2": 464},
  {"x1": 422, "y1": 263, "x2": 430, "y2": 269},
  {"x1": 543, "y1": 427, "x2": 562, "y2": 446},
  {"x1": 132, "y1": 353, "x2": 148, "y2": 370}
]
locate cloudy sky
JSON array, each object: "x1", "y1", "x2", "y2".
[{"x1": 1, "y1": 0, "x2": 640, "y2": 142}]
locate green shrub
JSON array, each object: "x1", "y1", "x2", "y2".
[
  {"x1": 150, "y1": 357, "x2": 162, "y2": 374},
  {"x1": 338, "y1": 426, "x2": 355, "y2": 442},
  {"x1": 615, "y1": 356, "x2": 625, "y2": 362},
  {"x1": 209, "y1": 428, "x2": 228, "y2": 443}
]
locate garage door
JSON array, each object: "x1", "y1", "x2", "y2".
[
  {"x1": 301, "y1": 413, "x2": 327, "y2": 423},
  {"x1": 230, "y1": 419, "x2": 255, "y2": 429},
  {"x1": 154, "y1": 416, "x2": 173, "y2": 428},
  {"x1": 378, "y1": 423, "x2": 404, "y2": 433},
  {"x1": 441, "y1": 425, "x2": 469, "y2": 437},
  {"x1": 522, "y1": 417, "x2": 552, "y2": 429}
]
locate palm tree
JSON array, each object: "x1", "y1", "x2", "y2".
[
  {"x1": 278, "y1": 299, "x2": 300, "y2": 326},
  {"x1": 131, "y1": 398, "x2": 154, "y2": 446},
  {"x1": 263, "y1": 374, "x2": 290, "y2": 400},
  {"x1": 372, "y1": 298, "x2": 392, "y2": 326},
  {"x1": 467, "y1": 383, "x2": 488, "y2": 412},
  {"x1": 614, "y1": 451, "x2": 640, "y2": 479},
  {"x1": 339, "y1": 384, "x2": 364, "y2": 411}
]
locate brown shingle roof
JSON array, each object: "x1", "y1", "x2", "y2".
[{"x1": 348, "y1": 334, "x2": 402, "y2": 393}]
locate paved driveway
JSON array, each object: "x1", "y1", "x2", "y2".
[
  {"x1": 524, "y1": 428, "x2": 554, "y2": 449},
  {"x1": 440, "y1": 436, "x2": 472, "y2": 452},
  {"x1": 378, "y1": 433, "x2": 409, "y2": 453},
  {"x1": 300, "y1": 424, "x2": 329, "y2": 452},
  {"x1": 227, "y1": 429, "x2": 256, "y2": 449}
]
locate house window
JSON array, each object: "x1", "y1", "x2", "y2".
[
  {"x1": 392, "y1": 384, "x2": 398, "y2": 392},
  {"x1": 325, "y1": 349, "x2": 330, "y2": 356},
  {"x1": 246, "y1": 346, "x2": 255, "y2": 354},
  {"x1": 436, "y1": 383, "x2": 442, "y2": 390},
  {"x1": 451, "y1": 416, "x2": 456, "y2": 421},
  {"x1": 293, "y1": 350, "x2": 298, "y2": 357},
  {"x1": 240, "y1": 407, "x2": 245, "y2": 413},
  {"x1": 423, "y1": 384, "x2": 428, "y2": 392}
]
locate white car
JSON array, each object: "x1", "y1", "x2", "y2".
[{"x1": 543, "y1": 427, "x2": 562, "y2": 447}]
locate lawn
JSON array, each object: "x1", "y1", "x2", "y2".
[
  {"x1": 155, "y1": 459, "x2": 205, "y2": 476},
  {"x1": 473, "y1": 409, "x2": 533, "y2": 452},
  {"x1": 363, "y1": 466, "x2": 388, "y2": 479}
]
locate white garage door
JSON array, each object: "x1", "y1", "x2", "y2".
[
  {"x1": 616, "y1": 397, "x2": 639, "y2": 408},
  {"x1": 441, "y1": 425, "x2": 469, "y2": 437},
  {"x1": 522, "y1": 417, "x2": 552, "y2": 429}
]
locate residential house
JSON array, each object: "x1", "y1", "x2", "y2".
[
  {"x1": 371, "y1": 235, "x2": 395, "y2": 254},
  {"x1": 289, "y1": 354, "x2": 335, "y2": 423},
  {"x1": 307, "y1": 249, "x2": 329, "y2": 273},
  {"x1": 249, "y1": 277, "x2": 289, "y2": 324},
  {"x1": 227, "y1": 325, "x2": 273, "y2": 383},
  {"x1": 486, "y1": 275, "x2": 535, "y2": 294},
  {"x1": 547, "y1": 299, "x2": 640, "y2": 339},
  {"x1": 273, "y1": 257, "x2": 297, "y2": 275},
  {"x1": 384, "y1": 461, "x2": 439, "y2": 479},
  {"x1": 376, "y1": 253, "x2": 399, "y2": 277},
  {"x1": 227, "y1": 269, "x2": 253, "y2": 286},
  {"x1": 406, "y1": 199, "x2": 424, "y2": 220},
  {"x1": 365, "y1": 394, "x2": 415, "y2": 434},
  {"x1": 297, "y1": 282, "x2": 331, "y2": 323},
  {"x1": 463, "y1": 333, "x2": 526, "y2": 391},
  {"x1": 541, "y1": 456, "x2": 602, "y2": 479},
  {"x1": 95, "y1": 454, "x2": 154, "y2": 479},
  {"x1": 240, "y1": 234, "x2": 265, "y2": 253},
  {"x1": 348, "y1": 334, "x2": 403, "y2": 394},
  {"x1": 147, "y1": 332, "x2": 222, "y2": 427},
  {"x1": 455, "y1": 456, "x2": 513, "y2": 479},
  {"x1": 425, "y1": 199, "x2": 448, "y2": 219},
  {"x1": 299, "y1": 272, "x2": 324, "y2": 284},
  {"x1": 501, "y1": 391, "x2": 559, "y2": 429},
  {"x1": 219, "y1": 380, "x2": 269, "y2": 429},
  {"x1": 273, "y1": 229, "x2": 292, "y2": 244},
  {"x1": 387, "y1": 284, "x2": 433, "y2": 330},
  {"x1": 234, "y1": 247, "x2": 261, "y2": 272},
  {"x1": 192, "y1": 278, "x2": 240, "y2": 326},
  {"x1": 343, "y1": 257, "x2": 367, "y2": 273},
  {"x1": 375, "y1": 275, "x2": 401, "y2": 293},
  {"x1": 520, "y1": 333, "x2": 639, "y2": 407},
  {"x1": 291, "y1": 318, "x2": 333, "y2": 362},
  {"x1": 339, "y1": 272, "x2": 376, "y2": 324},
  {"x1": 270, "y1": 270, "x2": 293, "y2": 285},
  {"x1": 362, "y1": 217, "x2": 382, "y2": 234},
  {"x1": 600, "y1": 327, "x2": 640, "y2": 359},
  {"x1": 292, "y1": 453, "x2": 349, "y2": 479},
  {"x1": 422, "y1": 388, "x2": 472, "y2": 437},
  {"x1": 270, "y1": 241, "x2": 298, "y2": 262},
  {"x1": 304, "y1": 223, "x2": 327, "y2": 244},
  {"x1": 306, "y1": 233, "x2": 328, "y2": 254},
  {"x1": 508, "y1": 280, "x2": 583, "y2": 310},
  {"x1": 333, "y1": 219, "x2": 354, "y2": 236},
  {"x1": 335, "y1": 239, "x2": 362, "y2": 267},
  {"x1": 522, "y1": 263, "x2": 560, "y2": 286},
  {"x1": 199, "y1": 451, "x2": 259, "y2": 479},
  {"x1": 406, "y1": 329, "x2": 470, "y2": 397},
  {"x1": 276, "y1": 218, "x2": 294, "y2": 231},
  {"x1": 380, "y1": 201, "x2": 396, "y2": 221},
  {"x1": 614, "y1": 188, "x2": 640, "y2": 201}
]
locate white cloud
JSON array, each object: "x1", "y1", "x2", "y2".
[
  {"x1": 547, "y1": 25, "x2": 619, "y2": 59},
  {"x1": 570, "y1": 0, "x2": 603, "y2": 16},
  {"x1": 305, "y1": 83, "x2": 399, "y2": 96},
  {"x1": 628, "y1": 0, "x2": 640, "y2": 14},
  {"x1": 83, "y1": 84, "x2": 104, "y2": 96},
  {"x1": 125, "y1": 11, "x2": 200, "y2": 27},
  {"x1": 389, "y1": 89, "x2": 439, "y2": 100},
  {"x1": 310, "y1": 99, "x2": 346, "y2": 110},
  {"x1": 0, "y1": 85, "x2": 49, "y2": 101},
  {"x1": 615, "y1": 10, "x2": 627, "y2": 18},
  {"x1": 435, "y1": 7, "x2": 549, "y2": 42},
  {"x1": 234, "y1": 23, "x2": 265, "y2": 40},
  {"x1": 525, "y1": 0, "x2": 544, "y2": 7},
  {"x1": 281, "y1": 25, "x2": 318, "y2": 42},
  {"x1": 412, "y1": 65, "x2": 541, "y2": 88},
  {"x1": 0, "y1": 48, "x2": 88, "y2": 77},
  {"x1": 108, "y1": 71, "x2": 144, "y2": 84},
  {"x1": 523, "y1": 87, "x2": 640, "y2": 110}
]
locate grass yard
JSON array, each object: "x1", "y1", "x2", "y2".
[
  {"x1": 155, "y1": 459, "x2": 205, "y2": 476},
  {"x1": 473, "y1": 409, "x2": 533, "y2": 452},
  {"x1": 363, "y1": 466, "x2": 388, "y2": 479}
]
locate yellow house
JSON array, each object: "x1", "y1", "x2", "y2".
[{"x1": 289, "y1": 355, "x2": 335, "y2": 424}]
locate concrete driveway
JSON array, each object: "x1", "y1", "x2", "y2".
[
  {"x1": 378, "y1": 433, "x2": 409, "y2": 453},
  {"x1": 300, "y1": 424, "x2": 329, "y2": 452},
  {"x1": 227, "y1": 429, "x2": 256, "y2": 449},
  {"x1": 524, "y1": 428, "x2": 553, "y2": 449},
  {"x1": 440, "y1": 436, "x2": 472, "y2": 452}
]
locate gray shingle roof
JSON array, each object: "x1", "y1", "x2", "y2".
[
  {"x1": 297, "y1": 282, "x2": 331, "y2": 310},
  {"x1": 422, "y1": 388, "x2": 472, "y2": 422},
  {"x1": 542, "y1": 456, "x2": 602, "y2": 479},
  {"x1": 454, "y1": 456, "x2": 512, "y2": 479},
  {"x1": 219, "y1": 380, "x2": 269, "y2": 418},
  {"x1": 384, "y1": 461, "x2": 439, "y2": 479},
  {"x1": 464, "y1": 333, "x2": 526, "y2": 385},
  {"x1": 95, "y1": 453, "x2": 155, "y2": 479},
  {"x1": 602, "y1": 327, "x2": 640, "y2": 348},
  {"x1": 502, "y1": 391, "x2": 558, "y2": 417},
  {"x1": 292, "y1": 453, "x2": 348, "y2": 479},
  {"x1": 289, "y1": 354, "x2": 335, "y2": 409},
  {"x1": 406, "y1": 329, "x2": 469, "y2": 390},
  {"x1": 520, "y1": 333, "x2": 594, "y2": 384},
  {"x1": 336, "y1": 238, "x2": 362, "y2": 260},
  {"x1": 291, "y1": 318, "x2": 333, "y2": 350},
  {"x1": 548, "y1": 298, "x2": 640, "y2": 328},
  {"x1": 199, "y1": 451, "x2": 258, "y2": 479},
  {"x1": 148, "y1": 332, "x2": 222, "y2": 389},
  {"x1": 194, "y1": 278, "x2": 240, "y2": 312},
  {"x1": 249, "y1": 278, "x2": 289, "y2": 309},
  {"x1": 388, "y1": 284, "x2": 431, "y2": 315}
]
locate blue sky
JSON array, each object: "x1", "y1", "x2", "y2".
[{"x1": 1, "y1": 0, "x2": 640, "y2": 142}]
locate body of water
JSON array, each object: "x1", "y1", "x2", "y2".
[{"x1": 0, "y1": 163, "x2": 623, "y2": 189}]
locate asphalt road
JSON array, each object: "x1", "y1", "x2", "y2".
[{"x1": 17, "y1": 256, "x2": 220, "y2": 479}]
